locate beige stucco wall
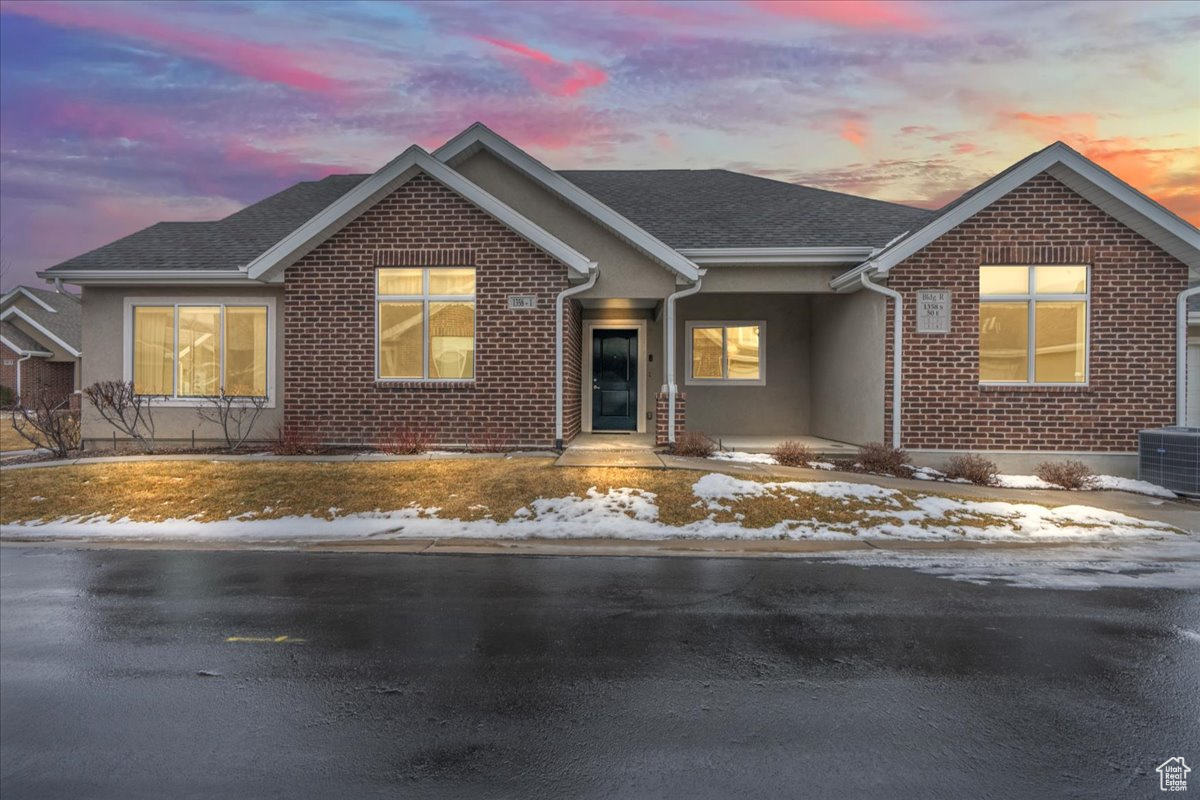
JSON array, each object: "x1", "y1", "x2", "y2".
[
  {"x1": 79, "y1": 285, "x2": 285, "y2": 448},
  {"x1": 700, "y1": 266, "x2": 843, "y2": 294},
  {"x1": 674, "y1": 293, "x2": 811, "y2": 436},
  {"x1": 809, "y1": 291, "x2": 886, "y2": 445},
  {"x1": 454, "y1": 150, "x2": 679, "y2": 300}
]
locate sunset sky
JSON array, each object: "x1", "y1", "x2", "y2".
[{"x1": 1, "y1": 0, "x2": 1197, "y2": 287}]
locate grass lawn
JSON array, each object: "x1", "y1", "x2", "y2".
[
  {"x1": 0, "y1": 458, "x2": 1066, "y2": 535},
  {"x1": 0, "y1": 419, "x2": 42, "y2": 452}
]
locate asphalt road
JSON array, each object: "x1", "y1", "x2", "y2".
[{"x1": 1, "y1": 546, "x2": 1197, "y2": 799}]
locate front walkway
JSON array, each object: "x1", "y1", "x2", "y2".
[{"x1": 556, "y1": 432, "x2": 662, "y2": 467}]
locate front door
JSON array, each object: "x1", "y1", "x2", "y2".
[{"x1": 591, "y1": 329, "x2": 638, "y2": 431}]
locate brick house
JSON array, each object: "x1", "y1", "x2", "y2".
[
  {"x1": 39, "y1": 123, "x2": 1199, "y2": 475},
  {"x1": 1, "y1": 286, "x2": 81, "y2": 408}
]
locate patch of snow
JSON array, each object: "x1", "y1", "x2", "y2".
[
  {"x1": 29, "y1": 496, "x2": 45, "y2": 502},
  {"x1": 1090, "y1": 475, "x2": 1177, "y2": 499},
  {"x1": 710, "y1": 451, "x2": 776, "y2": 465},
  {"x1": 808, "y1": 461, "x2": 836, "y2": 471},
  {"x1": 994, "y1": 474, "x2": 1056, "y2": 490}
]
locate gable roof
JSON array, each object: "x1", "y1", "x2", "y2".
[
  {"x1": 558, "y1": 169, "x2": 933, "y2": 250},
  {"x1": 245, "y1": 145, "x2": 596, "y2": 281},
  {"x1": 1, "y1": 320, "x2": 53, "y2": 357},
  {"x1": 0, "y1": 286, "x2": 81, "y2": 355},
  {"x1": 832, "y1": 141, "x2": 1200, "y2": 290},
  {"x1": 435, "y1": 123, "x2": 700, "y2": 280}
]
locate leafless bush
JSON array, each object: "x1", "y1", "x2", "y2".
[
  {"x1": 856, "y1": 442, "x2": 911, "y2": 475},
  {"x1": 11, "y1": 391, "x2": 79, "y2": 458},
  {"x1": 944, "y1": 454, "x2": 999, "y2": 486},
  {"x1": 83, "y1": 380, "x2": 159, "y2": 452},
  {"x1": 469, "y1": 422, "x2": 513, "y2": 453},
  {"x1": 272, "y1": 425, "x2": 322, "y2": 456},
  {"x1": 195, "y1": 389, "x2": 268, "y2": 451},
  {"x1": 771, "y1": 440, "x2": 816, "y2": 467},
  {"x1": 378, "y1": 424, "x2": 432, "y2": 455},
  {"x1": 1035, "y1": 460, "x2": 1095, "y2": 490},
  {"x1": 671, "y1": 431, "x2": 716, "y2": 458}
]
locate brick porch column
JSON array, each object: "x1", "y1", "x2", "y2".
[{"x1": 655, "y1": 391, "x2": 685, "y2": 446}]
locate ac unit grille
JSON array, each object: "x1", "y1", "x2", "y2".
[{"x1": 1138, "y1": 427, "x2": 1200, "y2": 497}]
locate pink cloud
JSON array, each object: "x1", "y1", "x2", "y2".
[
  {"x1": 746, "y1": 0, "x2": 934, "y2": 32},
  {"x1": 475, "y1": 36, "x2": 607, "y2": 97},
  {"x1": 2, "y1": 0, "x2": 347, "y2": 93},
  {"x1": 840, "y1": 118, "x2": 868, "y2": 148}
]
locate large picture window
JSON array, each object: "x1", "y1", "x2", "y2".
[
  {"x1": 686, "y1": 322, "x2": 763, "y2": 384},
  {"x1": 377, "y1": 267, "x2": 475, "y2": 380},
  {"x1": 979, "y1": 265, "x2": 1088, "y2": 384},
  {"x1": 132, "y1": 304, "x2": 269, "y2": 397}
]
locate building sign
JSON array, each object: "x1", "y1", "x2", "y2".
[
  {"x1": 916, "y1": 290, "x2": 951, "y2": 334},
  {"x1": 507, "y1": 295, "x2": 538, "y2": 310}
]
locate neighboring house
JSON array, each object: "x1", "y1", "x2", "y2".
[
  {"x1": 0, "y1": 286, "x2": 81, "y2": 407},
  {"x1": 38, "y1": 123, "x2": 1200, "y2": 475}
]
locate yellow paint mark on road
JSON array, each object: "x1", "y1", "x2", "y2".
[{"x1": 225, "y1": 635, "x2": 306, "y2": 644}]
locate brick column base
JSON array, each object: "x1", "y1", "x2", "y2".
[{"x1": 655, "y1": 391, "x2": 686, "y2": 446}]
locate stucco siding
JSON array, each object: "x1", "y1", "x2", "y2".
[
  {"x1": 810, "y1": 291, "x2": 886, "y2": 444},
  {"x1": 79, "y1": 285, "x2": 285, "y2": 447}
]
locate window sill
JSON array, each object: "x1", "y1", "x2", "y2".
[
  {"x1": 375, "y1": 380, "x2": 476, "y2": 390},
  {"x1": 138, "y1": 397, "x2": 276, "y2": 409},
  {"x1": 978, "y1": 383, "x2": 1091, "y2": 393}
]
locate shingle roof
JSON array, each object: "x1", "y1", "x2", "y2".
[
  {"x1": 45, "y1": 175, "x2": 369, "y2": 273},
  {"x1": 557, "y1": 169, "x2": 934, "y2": 248},
  {"x1": 0, "y1": 286, "x2": 81, "y2": 352},
  {"x1": 1, "y1": 320, "x2": 50, "y2": 354}
]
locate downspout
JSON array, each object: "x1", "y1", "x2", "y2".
[
  {"x1": 15, "y1": 353, "x2": 32, "y2": 403},
  {"x1": 663, "y1": 275, "x2": 703, "y2": 445},
  {"x1": 860, "y1": 272, "x2": 903, "y2": 449},
  {"x1": 555, "y1": 266, "x2": 599, "y2": 449},
  {"x1": 1178, "y1": 284, "x2": 1200, "y2": 426}
]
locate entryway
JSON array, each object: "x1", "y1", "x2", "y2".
[{"x1": 587, "y1": 326, "x2": 644, "y2": 432}]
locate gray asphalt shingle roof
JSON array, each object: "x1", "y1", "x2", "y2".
[
  {"x1": 1, "y1": 320, "x2": 49, "y2": 354},
  {"x1": 44, "y1": 166, "x2": 932, "y2": 274},
  {"x1": 1, "y1": 286, "x2": 81, "y2": 351}
]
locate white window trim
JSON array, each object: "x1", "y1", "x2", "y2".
[
  {"x1": 581, "y1": 319, "x2": 648, "y2": 434},
  {"x1": 979, "y1": 265, "x2": 1090, "y2": 387},
  {"x1": 122, "y1": 296, "x2": 277, "y2": 407},
  {"x1": 375, "y1": 268, "x2": 476, "y2": 382},
  {"x1": 684, "y1": 320, "x2": 766, "y2": 386}
]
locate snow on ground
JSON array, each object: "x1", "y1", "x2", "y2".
[
  {"x1": 825, "y1": 539, "x2": 1200, "y2": 591},
  {"x1": 1, "y1": 472, "x2": 1182, "y2": 544},
  {"x1": 710, "y1": 451, "x2": 835, "y2": 469}
]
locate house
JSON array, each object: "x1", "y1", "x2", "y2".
[
  {"x1": 0, "y1": 286, "x2": 82, "y2": 408},
  {"x1": 38, "y1": 123, "x2": 1200, "y2": 475}
]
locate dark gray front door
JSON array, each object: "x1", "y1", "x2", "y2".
[{"x1": 591, "y1": 329, "x2": 638, "y2": 431}]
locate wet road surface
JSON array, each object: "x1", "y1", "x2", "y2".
[{"x1": 1, "y1": 546, "x2": 1197, "y2": 799}]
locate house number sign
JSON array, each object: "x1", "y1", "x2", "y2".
[
  {"x1": 507, "y1": 295, "x2": 538, "y2": 310},
  {"x1": 916, "y1": 290, "x2": 951, "y2": 333}
]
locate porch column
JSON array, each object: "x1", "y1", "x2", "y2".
[{"x1": 655, "y1": 391, "x2": 686, "y2": 446}]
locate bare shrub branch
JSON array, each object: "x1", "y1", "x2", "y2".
[
  {"x1": 11, "y1": 390, "x2": 80, "y2": 458},
  {"x1": 82, "y1": 380, "x2": 159, "y2": 452},
  {"x1": 195, "y1": 389, "x2": 268, "y2": 451}
]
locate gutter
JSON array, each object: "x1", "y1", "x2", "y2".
[
  {"x1": 1178, "y1": 284, "x2": 1200, "y2": 426},
  {"x1": 662, "y1": 274, "x2": 704, "y2": 445},
  {"x1": 859, "y1": 273, "x2": 903, "y2": 448},
  {"x1": 554, "y1": 267, "x2": 600, "y2": 449}
]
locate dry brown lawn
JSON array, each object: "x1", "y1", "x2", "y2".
[
  {"x1": 0, "y1": 458, "x2": 1026, "y2": 534},
  {"x1": 0, "y1": 419, "x2": 42, "y2": 452}
]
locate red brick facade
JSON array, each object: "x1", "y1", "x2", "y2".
[
  {"x1": 283, "y1": 174, "x2": 582, "y2": 449},
  {"x1": 885, "y1": 172, "x2": 1189, "y2": 452},
  {"x1": 0, "y1": 347, "x2": 74, "y2": 407},
  {"x1": 655, "y1": 391, "x2": 686, "y2": 446}
]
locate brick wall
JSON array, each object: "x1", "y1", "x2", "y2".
[
  {"x1": 655, "y1": 391, "x2": 686, "y2": 446},
  {"x1": 283, "y1": 173, "x2": 582, "y2": 449},
  {"x1": 0, "y1": 351, "x2": 74, "y2": 407},
  {"x1": 0, "y1": 347, "x2": 15, "y2": 404},
  {"x1": 885, "y1": 172, "x2": 1189, "y2": 452}
]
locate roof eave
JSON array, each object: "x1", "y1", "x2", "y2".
[{"x1": 679, "y1": 246, "x2": 876, "y2": 266}]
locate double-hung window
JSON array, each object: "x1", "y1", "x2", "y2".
[
  {"x1": 377, "y1": 267, "x2": 475, "y2": 381},
  {"x1": 686, "y1": 322, "x2": 763, "y2": 384},
  {"x1": 132, "y1": 303, "x2": 269, "y2": 397},
  {"x1": 979, "y1": 265, "x2": 1088, "y2": 384}
]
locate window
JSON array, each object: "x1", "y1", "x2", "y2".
[
  {"x1": 979, "y1": 265, "x2": 1088, "y2": 384},
  {"x1": 377, "y1": 267, "x2": 475, "y2": 380},
  {"x1": 132, "y1": 304, "x2": 268, "y2": 397},
  {"x1": 686, "y1": 322, "x2": 763, "y2": 384}
]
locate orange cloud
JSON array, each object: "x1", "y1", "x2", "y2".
[
  {"x1": 747, "y1": 0, "x2": 933, "y2": 32},
  {"x1": 476, "y1": 37, "x2": 607, "y2": 97},
  {"x1": 840, "y1": 118, "x2": 868, "y2": 147}
]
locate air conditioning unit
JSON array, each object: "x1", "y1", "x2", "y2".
[{"x1": 1138, "y1": 427, "x2": 1200, "y2": 497}]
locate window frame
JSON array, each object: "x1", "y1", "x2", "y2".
[
  {"x1": 978, "y1": 265, "x2": 1090, "y2": 386},
  {"x1": 684, "y1": 320, "x2": 766, "y2": 386},
  {"x1": 375, "y1": 267, "x2": 476, "y2": 382},
  {"x1": 122, "y1": 297, "x2": 276, "y2": 406}
]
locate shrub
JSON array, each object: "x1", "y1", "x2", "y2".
[
  {"x1": 379, "y1": 424, "x2": 432, "y2": 455},
  {"x1": 771, "y1": 440, "x2": 816, "y2": 467},
  {"x1": 671, "y1": 431, "x2": 716, "y2": 458},
  {"x1": 469, "y1": 423, "x2": 513, "y2": 453},
  {"x1": 83, "y1": 380, "x2": 159, "y2": 452},
  {"x1": 195, "y1": 389, "x2": 268, "y2": 451},
  {"x1": 272, "y1": 425, "x2": 321, "y2": 456},
  {"x1": 10, "y1": 391, "x2": 80, "y2": 458},
  {"x1": 0, "y1": 385, "x2": 14, "y2": 409},
  {"x1": 944, "y1": 454, "x2": 999, "y2": 486},
  {"x1": 1035, "y1": 460, "x2": 1095, "y2": 490},
  {"x1": 856, "y1": 442, "x2": 911, "y2": 475}
]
